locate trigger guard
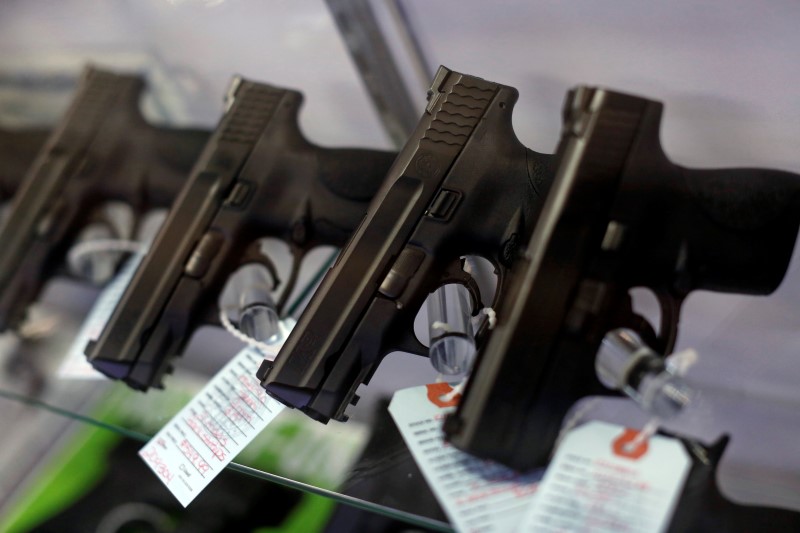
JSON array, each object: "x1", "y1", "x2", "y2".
[
  {"x1": 611, "y1": 293, "x2": 658, "y2": 351},
  {"x1": 655, "y1": 290, "x2": 683, "y2": 354},
  {"x1": 437, "y1": 260, "x2": 484, "y2": 316},
  {"x1": 392, "y1": 326, "x2": 429, "y2": 357}
]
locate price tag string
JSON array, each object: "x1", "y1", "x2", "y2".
[
  {"x1": 219, "y1": 308, "x2": 273, "y2": 355},
  {"x1": 66, "y1": 238, "x2": 147, "y2": 273}
]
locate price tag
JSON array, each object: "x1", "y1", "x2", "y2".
[
  {"x1": 58, "y1": 254, "x2": 144, "y2": 379},
  {"x1": 389, "y1": 384, "x2": 542, "y2": 533},
  {"x1": 139, "y1": 339, "x2": 288, "y2": 506},
  {"x1": 519, "y1": 421, "x2": 690, "y2": 533}
]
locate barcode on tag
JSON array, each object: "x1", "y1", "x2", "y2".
[
  {"x1": 389, "y1": 384, "x2": 542, "y2": 533},
  {"x1": 139, "y1": 344, "x2": 286, "y2": 506},
  {"x1": 59, "y1": 254, "x2": 144, "y2": 379},
  {"x1": 519, "y1": 421, "x2": 690, "y2": 533}
]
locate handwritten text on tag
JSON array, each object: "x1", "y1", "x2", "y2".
[{"x1": 139, "y1": 345, "x2": 286, "y2": 506}]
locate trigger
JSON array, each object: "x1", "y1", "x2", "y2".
[
  {"x1": 241, "y1": 241, "x2": 281, "y2": 290},
  {"x1": 464, "y1": 276, "x2": 482, "y2": 316}
]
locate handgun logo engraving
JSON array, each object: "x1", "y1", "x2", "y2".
[
  {"x1": 292, "y1": 330, "x2": 319, "y2": 371},
  {"x1": 414, "y1": 151, "x2": 441, "y2": 179}
]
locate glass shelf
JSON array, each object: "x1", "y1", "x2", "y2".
[
  {"x1": 4, "y1": 246, "x2": 800, "y2": 531},
  {"x1": 0, "y1": 384, "x2": 452, "y2": 532},
  {"x1": 0, "y1": 252, "x2": 453, "y2": 531}
]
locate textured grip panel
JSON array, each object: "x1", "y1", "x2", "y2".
[
  {"x1": 687, "y1": 167, "x2": 796, "y2": 231},
  {"x1": 219, "y1": 83, "x2": 286, "y2": 144},
  {"x1": 421, "y1": 75, "x2": 496, "y2": 150}
]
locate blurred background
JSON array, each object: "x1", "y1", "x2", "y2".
[{"x1": 1, "y1": 1, "x2": 799, "y2": 531}]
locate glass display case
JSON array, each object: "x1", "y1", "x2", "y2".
[{"x1": 1, "y1": 1, "x2": 800, "y2": 531}]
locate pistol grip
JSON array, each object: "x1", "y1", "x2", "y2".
[{"x1": 679, "y1": 166, "x2": 800, "y2": 295}]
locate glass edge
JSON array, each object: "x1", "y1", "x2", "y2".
[{"x1": 0, "y1": 387, "x2": 453, "y2": 532}]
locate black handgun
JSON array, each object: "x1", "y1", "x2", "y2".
[
  {"x1": 85, "y1": 77, "x2": 396, "y2": 390},
  {"x1": 0, "y1": 66, "x2": 209, "y2": 332},
  {"x1": 444, "y1": 87, "x2": 800, "y2": 471},
  {"x1": 0, "y1": 128, "x2": 49, "y2": 204},
  {"x1": 258, "y1": 66, "x2": 554, "y2": 423}
]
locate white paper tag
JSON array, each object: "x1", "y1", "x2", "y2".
[
  {"x1": 139, "y1": 343, "x2": 287, "y2": 507},
  {"x1": 389, "y1": 383, "x2": 542, "y2": 533},
  {"x1": 58, "y1": 253, "x2": 144, "y2": 379},
  {"x1": 519, "y1": 421, "x2": 690, "y2": 533}
]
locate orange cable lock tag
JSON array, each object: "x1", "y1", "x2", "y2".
[
  {"x1": 426, "y1": 382, "x2": 461, "y2": 408},
  {"x1": 612, "y1": 427, "x2": 650, "y2": 459}
]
